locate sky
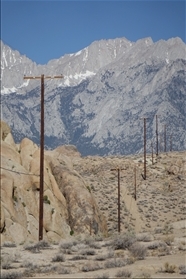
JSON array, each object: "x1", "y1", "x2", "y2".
[{"x1": 1, "y1": 0, "x2": 185, "y2": 65}]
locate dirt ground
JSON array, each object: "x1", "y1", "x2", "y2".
[
  {"x1": 1, "y1": 151, "x2": 186, "y2": 278},
  {"x1": 1, "y1": 219, "x2": 186, "y2": 278}
]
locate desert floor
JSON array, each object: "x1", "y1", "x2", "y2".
[{"x1": 1, "y1": 151, "x2": 186, "y2": 278}]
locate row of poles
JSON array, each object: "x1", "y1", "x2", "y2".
[
  {"x1": 111, "y1": 116, "x2": 173, "y2": 233},
  {"x1": 142, "y1": 116, "x2": 172, "y2": 180},
  {"x1": 23, "y1": 74, "x2": 173, "y2": 239}
]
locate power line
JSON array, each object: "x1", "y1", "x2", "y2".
[{"x1": 0, "y1": 166, "x2": 39, "y2": 176}]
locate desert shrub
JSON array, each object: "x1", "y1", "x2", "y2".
[
  {"x1": 2, "y1": 242, "x2": 16, "y2": 248},
  {"x1": 83, "y1": 236, "x2": 95, "y2": 245},
  {"x1": 20, "y1": 261, "x2": 36, "y2": 269},
  {"x1": 163, "y1": 223, "x2": 173, "y2": 234},
  {"x1": 105, "y1": 250, "x2": 114, "y2": 259},
  {"x1": 95, "y1": 254, "x2": 107, "y2": 261},
  {"x1": 1, "y1": 258, "x2": 12, "y2": 270},
  {"x1": 163, "y1": 262, "x2": 176, "y2": 273},
  {"x1": 57, "y1": 267, "x2": 71, "y2": 274},
  {"x1": 24, "y1": 240, "x2": 50, "y2": 253},
  {"x1": 70, "y1": 245, "x2": 78, "y2": 252},
  {"x1": 136, "y1": 233, "x2": 153, "y2": 242},
  {"x1": 24, "y1": 243, "x2": 41, "y2": 253},
  {"x1": 1, "y1": 271, "x2": 23, "y2": 279},
  {"x1": 94, "y1": 235, "x2": 103, "y2": 242},
  {"x1": 40, "y1": 265, "x2": 58, "y2": 273},
  {"x1": 70, "y1": 254, "x2": 87, "y2": 261},
  {"x1": 102, "y1": 240, "x2": 113, "y2": 247},
  {"x1": 36, "y1": 239, "x2": 50, "y2": 249},
  {"x1": 82, "y1": 261, "x2": 101, "y2": 272},
  {"x1": 43, "y1": 195, "x2": 50, "y2": 204},
  {"x1": 62, "y1": 248, "x2": 72, "y2": 254},
  {"x1": 126, "y1": 256, "x2": 135, "y2": 265},
  {"x1": 80, "y1": 248, "x2": 96, "y2": 255},
  {"x1": 179, "y1": 264, "x2": 186, "y2": 274},
  {"x1": 21, "y1": 262, "x2": 40, "y2": 277},
  {"x1": 129, "y1": 242, "x2": 147, "y2": 260},
  {"x1": 104, "y1": 258, "x2": 126, "y2": 269},
  {"x1": 89, "y1": 241, "x2": 101, "y2": 249},
  {"x1": 115, "y1": 269, "x2": 132, "y2": 278},
  {"x1": 75, "y1": 243, "x2": 89, "y2": 250},
  {"x1": 112, "y1": 233, "x2": 136, "y2": 250},
  {"x1": 94, "y1": 273, "x2": 109, "y2": 279},
  {"x1": 52, "y1": 253, "x2": 65, "y2": 262},
  {"x1": 146, "y1": 240, "x2": 163, "y2": 250},
  {"x1": 163, "y1": 235, "x2": 174, "y2": 246},
  {"x1": 22, "y1": 262, "x2": 56, "y2": 276},
  {"x1": 136, "y1": 272, "x2": 151, "y2": 279},
  {"x1": 158, "y1": 243, "x2": 170, "y2": 256},
  {"x1": 59, "y1": 240, "x2": 76, "y2": 250}
]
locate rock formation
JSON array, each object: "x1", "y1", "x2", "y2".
[{"x1": 0, "y1": 121, "x2": 107, "y2": 244}]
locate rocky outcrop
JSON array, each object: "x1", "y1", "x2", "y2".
[{"x1": 0, "y1": 121, "x2": 107, "y2": 244}]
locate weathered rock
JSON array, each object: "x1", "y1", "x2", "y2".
[
  {"x1": 51, "y1": 164, "x2": 108, "y2": 236},
  {"x1": 0, "y1": 204, "x2": 5, "y2": 233},
  {"x1": 0, "y1": 125, "x2": 108, "y2": 244},
  {"x1": 0, "y1": 121, "x2": 11, "y2": 140},
  {"x1": 20, "y1": 137, "x2": 38, "y2": 171}
]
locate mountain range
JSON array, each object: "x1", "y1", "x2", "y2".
[{"x1": 1, "y1": 37, "x2": 186, "y2": 156}]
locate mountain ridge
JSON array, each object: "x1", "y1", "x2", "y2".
[{"x1": 1, "y1": 37, "x2": 186, "y2": 156}]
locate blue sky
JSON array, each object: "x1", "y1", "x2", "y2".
[{"x1": 1, "y1": 0, "x2": 185, "y2": 64}]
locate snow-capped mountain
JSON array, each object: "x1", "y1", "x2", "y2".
[
  {"x1": 1, "y1": 38, "x2": 133, "y2": 94},
  {"x1": 1, "y1": 37, "x2": 186, "y2": 155}
]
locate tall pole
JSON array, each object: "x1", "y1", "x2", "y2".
[
  {"x1": 39, "y1": 74, "x2": 44, "y2": 240},
  {"x1": 164, "y1": 124, "x2": 166, "y2": 152},
  {"x1": 144, "y1": 118, "x2": 147, "y2": 180},
  {"x1": 151, "y1": 140, "x2": 154, "y2": 165},
  {"x1": 140, "y1": 117, "x2": 148, "y2": 180},
  {"x1": 23, "y1": 74, "x2": 63, "y2": 240},
  {"x1": 118, "y1": 168, "x2": 121, "y2": 233},
  {"x1": 156, "y1": 115, "x2": 159, "y2": 156},
  {"x1": 134, "y1": 166, "x2": 137, "y2": 200},
  {"x1": 111, "y1": 167, "x2": 124, "y2": 233}
]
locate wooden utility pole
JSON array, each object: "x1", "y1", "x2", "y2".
[
  {"x1": 164, "y1": 124, "x2": 167, "y2": 152},
  {"x1": 110, "y1": 167, "x2": 124, "y2": 233},
  {"x1": 23, "y1": 74, "x2": 63, "y2": 241},
  {"x1": 156, "y1": 114, "x2": 160, "y2": 156},
  {"x1": 151, "y1": 140, "x2": 154, "y2": 165},
  {"x1": 134, "y1": 166, "x2": 137, "y2": 200},
  {"x1": 141, "y1": 118, "x2": 148, "y2": 180}
]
